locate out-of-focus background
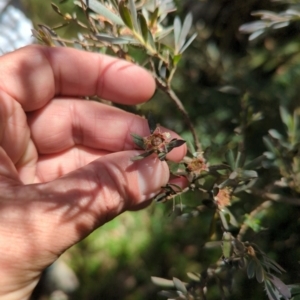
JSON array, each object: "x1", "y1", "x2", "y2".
[{"x1": 2, "y1": 0, "x2": 300, "y2": 299}]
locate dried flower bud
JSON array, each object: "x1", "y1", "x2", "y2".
[
  {"x1": 131, "y1": 126, "x2": 185, "y2": 161},
  {"x1": 185, "y1": 152, "x2": 209, "y2": 181},
  {"x1": 214, "y1": 186, "x2": 232, "y2": 209},
  {"x1": 247, "y1": 245, "x2": 256, "y2": 257},
  {"x1": 143, "y1": 127, "x2": 171, "y2": 153}
]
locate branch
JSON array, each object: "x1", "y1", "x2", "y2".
[
  {"x1": 154, "y1": 74, "x2": 202, "y2": 153},
  {"x1": 237, "y1": 200, "x2": 272, "y2": 240},
  {"x1": 251, "y1": 189, "x2": 300, "y2": 206},
  {"x1": 238, "y1": 190, "x2": 300, "y2": 240}
]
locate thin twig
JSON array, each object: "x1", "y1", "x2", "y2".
[
  {"x1": 237, "y1": 200, "x2": 272, "y2": 240},
  {"x1": 154, "y1": 74, "x2": 202, "y2": 152},
  {"x1": 259, "y1": 191, "x2": 300, "y2": 206}
]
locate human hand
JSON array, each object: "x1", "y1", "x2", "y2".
[{"x1": 0, "y1": 45, "x2": 186, "y2": 299}]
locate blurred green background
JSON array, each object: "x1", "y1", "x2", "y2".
[{"x1": 11, "y1": 0, "x2": 300, "y2": 299}]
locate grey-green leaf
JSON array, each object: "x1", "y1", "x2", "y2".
[
  {"x1": 247, "y1": 259, "x2": 256, "y2": 279},
  {"x1": 255, "y1": 262, "x2": 265, "y2": 283},
  {"x1": 95, "y1": 34, "x2": 138, "y2": 44},
  {"x1": 288, "y1": 284, "x2": 300, "y2": 296},
  {"x1": 269, "y1": 129, "x2": 283, "y2": 140},
  {"x1": 269, "y1": 275, "x2": 291, "y2": 299},
  {"x1": 263, "y1": 136, "x2": 278, "y2": 155},
  {"x1": 280, "y1": 106, "x2": 292, "y2": 130},
  {"x1": 263, "y1": 256, "x2": 286, "y2": 274},
  {"x1": 77, "y1": 0, "x2": 124, "y2": 25},
  {"x1": 173, "y1": 277, "x2": 188, "y2": 295},
  {"x1": 178, "y1": 12, "x2": 193, "y2": 51},
  {"x1": 156, "y1": 26, "x2": 174, "y2": 40},
  {"x1": 179, "y1": 32, "x2": 197, "y2": 53},
  {"x1": 242, "y1": 170, "x2": 258, "y2": 179},
  {"x1": 187, "y1": 272, "x2": 201, "y2": 282},
  {"x1": 146, "y1": 26, "x2": 156, "y2": 51},
  {"x1": 244, "y1": 155, "x2": 266, "y2": 169},
  {"x1": 222, "y1": 232, "x2": 233, "y2": 259},
  {"x1": 174, "y1": 16, "x2": 181, "y2": 52},
  {"x1": 151, "y1": 276, "x2": 175, "y2": 288},
  {"x1": 265, "y1": 280, "x2": 281, "y2": 300},
  {"x1": 225, "y1": 149, "x2": 236, "y2": 169}
]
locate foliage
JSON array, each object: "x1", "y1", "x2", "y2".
[{"x1": 28, "y1": 0, "x2": 300, "y2": 299}]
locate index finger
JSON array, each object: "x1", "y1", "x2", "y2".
[{"x1": 0, "y1": 45, "x2": 156, "y2": 111}]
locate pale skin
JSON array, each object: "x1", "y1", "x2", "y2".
[{"x1": 0, "y1": 45, "x2": 186, "y2": 299}]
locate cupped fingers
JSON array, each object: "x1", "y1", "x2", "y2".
[{"x1": 27, "y1": 99, "x2": 187, "y2": 162}]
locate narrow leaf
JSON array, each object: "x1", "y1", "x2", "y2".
[
  {"x1": 95, "y1": 34, "x2": 138, "y2": 44},
  {"x1": 242, "y1": 170, "x2": 258, "y2": 179},
  {"x1": 247, "y1": 259, "x2": 256, "y2": 279},
  {"x1": 280, "y1": 106, "x2": 292, "y2": 130},
  {"x1": 77, "y1": 0, "x2": 124, "y2": 25},
  {"x1": 167, "y1": 139, "x2": 186, "y2": 150},
  {"x1": 146, "y1": 27, "x2": 156, "y2": 51},
  {"x1": 138, "y1": 13, "x2": 149, "y2": 42},
  {"x1": 128, "y1": 0, "x2": 139, "y2": 32},
  {"x1": 158, "y1": 152, "x2": 167, "y2": 161},
  {"x1": 218, "y1": 85, "x2": 241, "y2": 95},
  {"x1": 225, "y1": 150, "x2": 236, "y2": 169},
  {"x1": 156, "y1": 26, "x2": 174, "y2": 40},
  {"x1": 255, "y1": 262, "x2": 265, "y2": 283},
  {"x1": 287, "y1": 284, "x2": 300, "y2": 295},
  {"x1": 239, "y1": 21, "x2": 267, "y2": 33},
  {"x1": 179, "y1": 32, "x2": 197, "y2": 53},
  {"x1": 269, "y1": 275, "x2": 291, "y2": 299},
  {"x1": 222, "y1": 207, "x2": 239, "y2": 227},
  {"x1": 187, "y1": 272, "x2": 201, "y2": 282},
  {"x1": 149, "y1": 7, "x2": 159, "y2": 27},
  {"x1": 249, "y1": 29, "x2": 265, "y2": 41},
  {"x1": 229, "y1": 171, "x2": 238, "y2": 180},
  {"x1": 51, "y1": 3, "x2": 64, "y2": 16},
  {"x1": 235, "y1": 151, "x2": 243, "y2": 169},
  {"x1": 265, "y1": 280, "x2": 281, "y2": 300},
  {"x1": 174, "y1": 16, "x2": 181, "y2": 53},
  {"x1": 263, "y1": 136, "x2": 278, "y2": 155},
  {"x1": 222, "y1": 232, "x2": 233, "y2": 259},
  {"x1": 131, "y1": 133, "x2": 145, "y2": 149},
  {"x1": 269, "y1": 129, "x2": 283, "y2": 140},
  {"x1": 244, "y1": 155, "x2": 266, "y2": 169},
  {"x1": 151, "y1": 276, "x2": 175, "y2": 288},
  {"x1": 119, "y1": 1, "x2": 134, "y2": 29},
  {"x1": 178, "y1": 12, "x2": 193, "y2": 51},
  {"x1": 173, "y1": 277, "x2": 188, "y2": 295},
  {"x1": 263, "y1": 256, "x2": 286, "y2": 274}
]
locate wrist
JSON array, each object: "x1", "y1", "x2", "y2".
[{"x1": 0, "y1": 272, "x2": 39, "y2": 300}]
